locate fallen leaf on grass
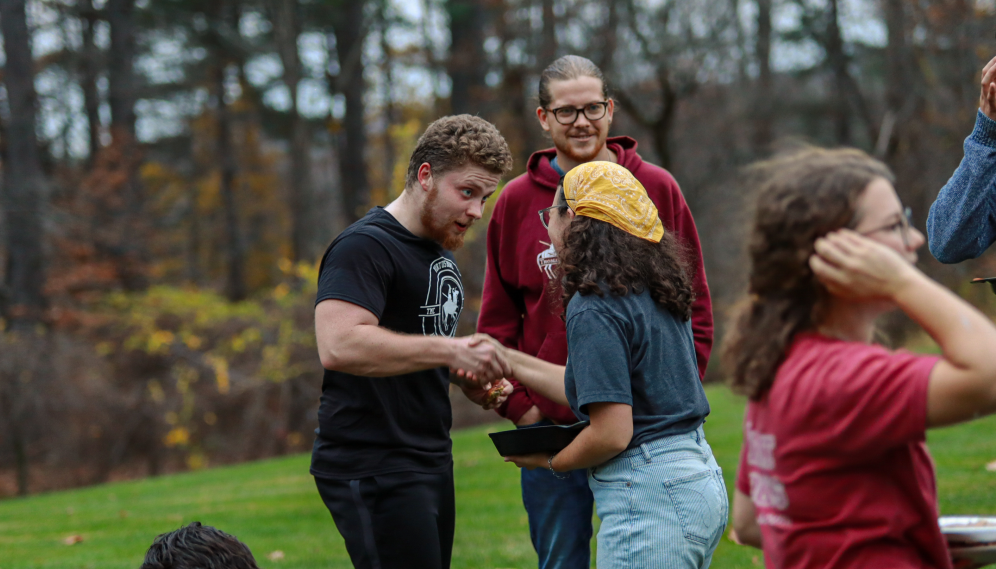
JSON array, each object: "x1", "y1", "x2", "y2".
[
  {"x1": 986, "y1": 459, "x2": 996, "y2": 472},
  {"x1": 63, "y1": 535, "x2": 84, "y2": 545},
  {"x1": 267, "y1": 551, "x2": 285, "y2": 561}
]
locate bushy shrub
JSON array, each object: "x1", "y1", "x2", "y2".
[{"x1": 0, "y1": 261, "x2": 324, "y2": 495}]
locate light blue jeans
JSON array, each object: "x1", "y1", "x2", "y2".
[{"x1": 588, "y1": 426, "x2": 727, "y2": 569}]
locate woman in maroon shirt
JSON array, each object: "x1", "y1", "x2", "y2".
[{"x1": 724, "y1": 147, "x2": 996, "y2": 569}]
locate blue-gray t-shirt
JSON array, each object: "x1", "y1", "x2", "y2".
[{"x1": 564, "y1": 288, "x2": 709, "y2": 450}]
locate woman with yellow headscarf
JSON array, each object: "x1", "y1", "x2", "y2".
[{"x1": 484, "y1": 161, "x2": 726, "y2": 568}]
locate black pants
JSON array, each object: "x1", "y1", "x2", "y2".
[{"x1": 314, "y1": 466, "x2": 455, "y2": 569}]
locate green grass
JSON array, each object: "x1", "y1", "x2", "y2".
[{"x1": 2, "y1": 385, "x2": 995, "y2": 568}]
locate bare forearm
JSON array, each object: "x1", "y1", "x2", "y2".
[
  {"x1": 734, "y1": 527, "x2": 763, "y2": 549},
  {"x1": 898, "y1": 273, "x2": 996, "y2": 425},
  {"x1": 732, "y1": 490, "x2": 763, "y2": 549},
  {"x1": 895, "y1": 273, "x2": 996, "y2": 373},
  {"x1": 321, "y1": 324, "x2": 454, "y2": 377},
  {"x1": 505, "y1": 349, "x2": 568, "y2": 405},
  {"x1": 550, "y1": 424, "x2": 628, "y2": 471}
]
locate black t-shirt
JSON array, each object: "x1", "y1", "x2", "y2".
[{"x1": 310, "y1": 207, "x2": 464, "y2": 479}]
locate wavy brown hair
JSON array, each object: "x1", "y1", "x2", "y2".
[
  {"x1": 722, "y1": 147, "x2": 894, "y2": 401},
  {"x1": 555, "y1": 187, "x2": 694, "y2": 319}
]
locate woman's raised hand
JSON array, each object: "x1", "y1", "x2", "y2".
[{"x1": 809, "y1": 229, "x2": 920, "y2": 300}]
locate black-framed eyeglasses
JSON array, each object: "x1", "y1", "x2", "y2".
[
  {"x1": 545, "y1": 101, "x2": 610, "y2": 125},
  {"x1": 538, "y1": 205, "x2": 570, "y2": 229},
  {"x1": 858, "y1": 206, "x2": 913, "y2": 247}
]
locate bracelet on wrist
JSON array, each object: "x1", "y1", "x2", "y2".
[{"x1": 548, "y1": 454, "x2": 568, "y2": 480}]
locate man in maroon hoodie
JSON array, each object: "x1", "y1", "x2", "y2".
[{"x1": 476, "y1": 55, "x2": 713, "y2": 568}]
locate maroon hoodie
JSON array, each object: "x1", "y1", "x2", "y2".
[{"x1": 477, "y1": 136, "x2": 714, "y2": 425}]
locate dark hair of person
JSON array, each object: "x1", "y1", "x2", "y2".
[
  {"x1": 722, "y1": 147, "x2": 894, "y2": 401},
  {"x1": 404, "y1": 114, "x2": 513, "y2": 188},
  {"x1": 140, "y1": 521, "x2": 260, "y2": 569},
  {"x1": 538, "y1": 55, "x2": 610, "y2": 109},
  {"x1": 554, "y1": 185, "x2": 694, "y2": 319}
]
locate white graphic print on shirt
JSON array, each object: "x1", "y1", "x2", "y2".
[
  {"x1": 745, "y1": 421, "x2": 791, "y2": 527},
  {"x1": 537, "y1": 241, "x2": 559, "y2": 280},
  {"x1": 420, "y1": 257, "x2": 464, "y2": 337}
]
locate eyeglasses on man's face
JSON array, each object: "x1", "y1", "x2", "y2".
[
  {"x1": 858, "y1": 206, "x2": 913, "y2": 247},
  {"x1": 538, "y1": 205, "x2": 570, "y2": 229},
  {"x1": 545, "y1": 101, "x2": 610, "y2": 125}
]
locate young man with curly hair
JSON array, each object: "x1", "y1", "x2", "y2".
[{"x1": 313, "y1": 115, "x2": 514, "y2": 569}]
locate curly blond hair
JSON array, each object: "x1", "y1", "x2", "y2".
[{"x1": 404, "y1": 115, "x2": 513, "y2": 188}]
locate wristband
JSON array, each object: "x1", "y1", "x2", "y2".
[{"x1": 548, "y1": 454, "x2": 568, "y2": 480}]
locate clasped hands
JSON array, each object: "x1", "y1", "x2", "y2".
[{"x1": 451, "y1": 334, "x2": 513, "y2": 411}]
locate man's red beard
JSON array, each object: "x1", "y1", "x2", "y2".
[
  {"x1": 557, "y1": 126, "x2": 604, "y2": 163},
  {"x1": 420, "y1": 184, "x2": 469, "y2": 251}
]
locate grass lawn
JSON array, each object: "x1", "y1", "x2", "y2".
[{"x1": 2, "y1": 385, "x2": 996, "y2": 568}]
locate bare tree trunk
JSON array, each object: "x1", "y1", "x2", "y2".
[
  {"x1": 826, "y1": 0, "x2": 851, "y2": 144},
  {"x1": 378, "y1": 0, "x2": 398, "y2": 195},
  {"x1": 730, "y1": 0, "x2": 747, "y2": 83},
  {"x1": 495, "y1": 0, "x2": 539, "y2": 168},
  {"x1": 216, "y1": 63, "x2": 248, "y2": 302},
  {"x1": 330, "y1": 0, "x2": 370, "y2": 223},
  {"x1": 107, "y1": 0, "x2": 136, "y2": 140},
  {"x1": 614, "y1": 63, "x2": 679, "y2": 171},
  {"x1": 597, "y1": 1, "x2": 618, "y2": 70},
  {"x1": 752, "y1": 0, "x2": 773, "y2": 152},
  {"x1": 0, "y1": 378, "x2": 29, "y2": 496},
  {"x1": 269, "y1": 0, "x2": 313, "y2": 261},
  {"x1": 825, "y1": 0, "x2": 877, "y2": 147},
  {"x1": 11, "y1": 420, "x2": 28, "y2": 495},
  {"x1": 0, "y1": 0, "x2": 47, "y2": 329},
  {"x1": 187, "y1": 168, "x2": 203, "y2": 284},
  {"x1": 446, "y1": 0, "x2": 487, "y2": 115},
  {"x1": 540, "y1": 0, "x2": 556, "y2": 65},
  {"x1": 614, "y1": 0, "x2": 691, "y2": 171},
  {"x1": 884, "y1": 0, "x2": 911, "y2": 114},
  {"x1": 79, "y1": 0, "x2": 102, "y2": 164},
  {"x1": 106, "y1": 0, "x2": 148, "y2": 290},
  {"x1": 876, "y1": 0, "x2": 904, "y2": 159},
  {"x1": 206, "y1": 0, "x2": 248, "y2": 301}
]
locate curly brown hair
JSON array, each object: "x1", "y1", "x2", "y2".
[
  {"x1": 555, "y1": 186, "x2": 694, "y2": 319},
  {"x1": 722, "y1": 147, "x2": 894, "y2": 401},
  {"x1": 404, "y1": 114, "x2": 513, "y2": 188}
]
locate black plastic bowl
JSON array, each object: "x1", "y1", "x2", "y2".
[{"x1": 488, "y1": 421, "x2": 589, "y2": 457}]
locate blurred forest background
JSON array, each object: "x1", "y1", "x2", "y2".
[{"x1": 2, "y1": 0, "x2": 996, "y2": 497}]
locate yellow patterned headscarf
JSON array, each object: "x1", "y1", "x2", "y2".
[{"x1": 562, "y1": 161, "x2": 664, "y2": 243}]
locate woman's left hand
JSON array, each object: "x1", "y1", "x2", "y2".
[
  {"x1": 504, "y1": 452, "x2": 551, "y2": 470},
  {"x1": 810, "y1": 229, "x2": 919, "y2": 300}
]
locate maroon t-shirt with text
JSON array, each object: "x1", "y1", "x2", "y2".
[{"x1": 736, "y1": 333, "x2": 949, "y2": 569}]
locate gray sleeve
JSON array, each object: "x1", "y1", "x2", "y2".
[
  {"x1": 927, "y1": 110, "x2": 996, "y2": 263},
  {"x1": 565, "y1": 307, "x2": 633, "y2": 414}
]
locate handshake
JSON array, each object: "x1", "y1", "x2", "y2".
[{"x1": 449, "y1": 334, "x2": 514, "y2": 411}]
